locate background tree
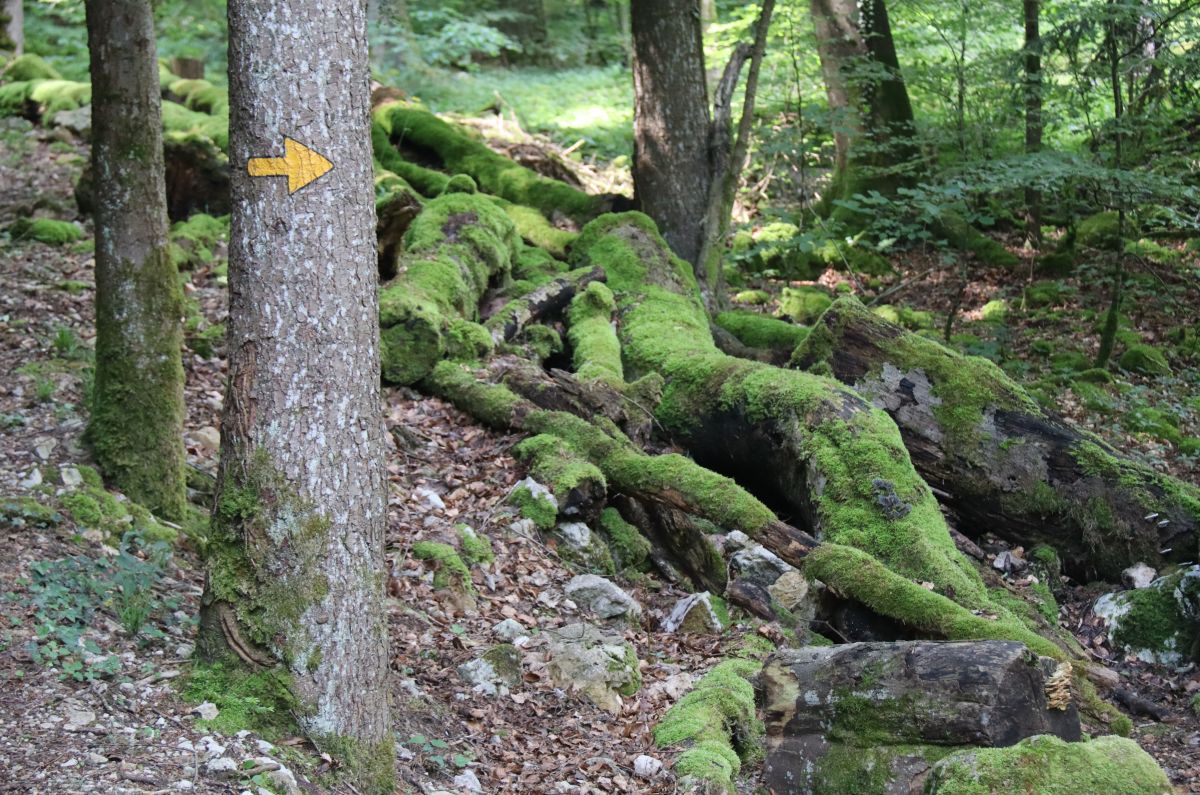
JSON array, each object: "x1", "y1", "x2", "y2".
[
  {"x1": 83, "y1": 0, "x2": 186, "y2": 521},
  {"x1": 197, "y1": 0, "x2": 392, "y2": 789},
  {"x1": 1024, "y1": 0, "x2": 1042, "y2": 244},
  {"x1": 1, "y1": 0, "x2": 20, "y2": 53}
]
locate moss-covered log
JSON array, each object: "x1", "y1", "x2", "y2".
[
  {"x1": 793, "y1": 296, "x2": 1200, "y2": 579},
  {"x1": 374, "y1": 102, "x2": 604, "y2": 223},
  {"x1": 484, "y1": 266, "x2": 605, "y2": 345},
  {"x1": 378, "y1": 193, "x2": 519, "y2": 384}
]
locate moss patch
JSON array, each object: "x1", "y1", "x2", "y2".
[
  {"x1": 926, "y1": 734, "x2": 1170, "y2": 795},
  {"x1": 598, "y1": 507, "x2": 651, "y2": 571},
  {"x1": 567, "y1": 281, "x2": 623, "y2": 384},
  {"x1": 10, "y1": 217, "x2": 84, "y2": 245},
  {"x1": 412, "y1": 541, "x2": 474, "y2": 594},
  {"x1": 180, "y1": 660, "x2": 299, "y2": 739},
  {"x1": 715, "y1": 311, "x2": 810, "y2": 352},
  {"x1": 654, "y1": 659, "x2": 763, "y2": 793},
  {"x1": 1119, "y1": 344, "x2": 1172, "y2": 376}
]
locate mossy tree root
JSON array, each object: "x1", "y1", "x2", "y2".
[
  {"x1": 374, "y1": 102, "x2": 603, "y2": 223},
  {"x1": 793, "y1": 296, "x2": 1200, "y2": 580},
  {"x1": 378, "y1": 193, "x2": 520, "y2": 385},
  {"x1": 421, "y1": 360, "x2": 817, "y2": 591},
  {"x1": 484, "y1": 265, "x2": 606, "y2": 345}
]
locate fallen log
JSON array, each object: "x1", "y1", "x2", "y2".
[{"x1": 792, "y1": 296, "x2": 1200, "y2": 579}]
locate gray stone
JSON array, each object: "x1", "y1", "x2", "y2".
[
  {"x1": 266, "y1": 765, "x2": 300, "y2": 795},
  {"x1": 51, "y1": 105, "x2": 92, "y2": 138},
  {"x1": 203, "y1": 757, "x2": 238, "y2": 777},
  {"x1": 730, "y1": 543, "x2": 794, "y2": 589},
  {"x1": 545, "y1": 622, "x2": 640, "y2": 713},
  {"x1": 457, "y1": 658, "x2": 504, "y2": 697},
  {"x1": 565, "y1": 574, "x2": 641, "y2": 620},
  {"x1": 492, "y1": 618, "x2": 526, "y2": 641},
  {"x1": 633, "y1": 755, "x2": 663, "y2": 779},
  {"x1": 194, "y1": 701, "x2": 219, "y2": 721},
  {"x1": 453, "y1": 769, "x2": 483, "y2": 792},
  {"x1": 1174, "y1": 565, "x2": 1200, "y2": 622},
  {"x1": 553, "y1": 522, "x2": 614, "y2": 574},
  {"x1": 60, "y1": 466, "x2": 83, "y2": 488},
  {"x1": 761, "y1": 641, "x2": 1081, "y2": 795}
]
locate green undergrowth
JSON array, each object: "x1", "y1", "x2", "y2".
[
  {"x1": 9, "y1": 217, "x2": 84, "y2": 245},
  {"x1": 654, "y1": 659, "x2": 763, "y2": 793},
  {"x1": 180, "y1": 659, "x2": 299, "y2": 739}
]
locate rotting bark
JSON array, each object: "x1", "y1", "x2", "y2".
[
  {"x1": 484, "y1": 266, "x2": 606, "y2": 345},
  {"x1": 84, "y1": 0, "x2": 186, "y2": 520},
  {"x1": 792, "y1": 296, "x2": 1200, "y2": 579},
  {"x1": 198, "y1": 0, "x2": 391, "y2": 789}
]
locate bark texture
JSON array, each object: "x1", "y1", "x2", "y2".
[
  {"x1": 1024, "y1": 0, "x2": 1042, "y2": 244},
  {"x1": 199, "y1": 1, "x2": 391, "y2": 789},
  {"x1": 810, "y1": 0, "x2": 919, "y2": 210},
  {"x1": 2, "y1": 0, "x2": 21, "y2": 53},
  {"x1": 794, "y1": 297, "x2": 1200, "y2": 579},
  {"x1": 84, "y1": 0, "x2": 186, "y2": 520},
  {"x1": 631, "y1": 0, "x2": 711, "y2": 267}
]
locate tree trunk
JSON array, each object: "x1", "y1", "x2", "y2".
[
  {"x1": 84, "y1": 0, "x2": 186, "y2": 521},
  {"x1": 198, "y1": 0, "x2": 392, "y2": 790},
  {"x1": 793, "y1": 297, "x2": 1200, "y2": 579},
  {"x1": 1024, "y1": 0, "x2": 1042, "y2": 246},
  {"x1": 631, "y1": 0, "x2": 711, "y2": 268},
  {"x1": 2, "y1": 0, "x2": 21, "y2": 53},
  {"x1": 810, "y1": 0, "x2": 920, "y2": 212}
]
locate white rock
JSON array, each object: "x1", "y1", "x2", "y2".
[
  {"x1": 453, "y1": 769, "x2": 483, "y2": 792},
  {"x1": 556, "y1": 522, "x2": 592, "y2": 547},
  {"x1": 34, "y1": 438, "x2": 57, "y2": 460},
  {"x1": 190, "y1": 426, "x2": 221, "y2": 453},
  {"x1": 415, "y1": 486, "x2": 446, "y2": 510},
  {"x1": 266, "y1": 766, "x2": 300, "y2": 795},
  {"x1": 564, "y1": 574, "x2": 642, "y2": 621},
  {"x1": 173, "y1": 781, "x2": 194, "y2": 790},
  {"x1": 492, "y1": 618, "x2": 526, "y2": 641},
  {"x1": 514, "y1": 477, "x2": 556, "y2": 508},
  {"x1": 1122, "y1": 563, "x2": 1157, "y2": 590},
  {"x1": 457, "y1": 658, "x2": 502, "y2": 696},
  {"x1": 20, "y1": 467, "x2": 42, "y2": 489},
  {"x1": 194, "y1": 701, "x2": 219, "y2": 721},
  {"x1": 64, "y1": 703, "x2": 96, "y2": 728},
  {"x1": 203, "y1": 757, "x2": 238, "y2": 777},
  {"x1": 633, "y1": 754, "x2": 663, "y2": 779},
  {"x1": 85, "y1": 752, "x2": 107, "y2": 765},
  {"x1": 175, "y1": 643, "x2": 195, "y2": 659},
  {"x1": 176, "y1": 739, "x2": 195, "y2": 753},
  {"x1": 255, "y1": 740, "x2": 275, "y2": 754},
  {"x1": 730, "y1": 544, "x2": 793, "y2": 588},
  {"x1": 60, "y1": 466, "x2": 83, "y2": 488},
  {"x1": 197, "y1": 736, "x2": 226, "y2": 759},
  {"x1": 545, "y1": 622, "x2": 640, "y2": 713}
]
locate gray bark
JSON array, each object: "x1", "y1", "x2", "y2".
[
  {"x1": 3, "y1": 0, "x2": 21, "y2": 53},
  {"x1": 631, "y1": 0, "x2": 711, "y2": 267},
  {"x1": 202, "y1": 0, "x2": 391, "y2": 785},
  {"x1": 84, "y1": 0, "x2": 186, "y2": 520}
]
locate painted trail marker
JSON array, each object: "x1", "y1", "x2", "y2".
[{"x1": 246, "y1": 137, "x2": 333, "y2": 194}]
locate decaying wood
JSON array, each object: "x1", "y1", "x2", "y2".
[{"x1": 485, "y1": 266, "x2": 607, "y2": 344}]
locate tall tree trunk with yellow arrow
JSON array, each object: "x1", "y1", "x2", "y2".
[{"x1": 196, "y1": 0, "x2": 392, "y2": 790}]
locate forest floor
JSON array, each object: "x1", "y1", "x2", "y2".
[{"x1": 0, "y1": 121, "x2": 1198, "y2": 794}]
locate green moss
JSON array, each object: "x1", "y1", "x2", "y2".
[
  {"x1": 516, "y1": 324, "x2": 562, "y2": 360},
  {"x1": 507, "y1": 483, "x2": 559, "y2": 530},
  {"x1": 936, "y1": 212, "x2": 1019, "y2": 268},
  {"x1": 654, "y1": 659, "x2": 763, "y2": 793},
  {"x1": 1076, "y1": 211, "x2": 1122, "y2": 251},
  {"x1": 10, "y1": 218, "x2": 84, "y2": 245},
  {"x1": 379, "y1": 104, "x2": 601, "y2": 221},
  {"x1": 180, "y1": 660, "x2": 299, "y2": 739},
  {"x1": 598, "y1": 507, "x2": 651, "y2": 571},
  {"x1": 568, "y1": 281, "x2": 623, "y2": 384},
  {"x1": 805, "y1": 544, "x2": 1064, "y2": 658},
  {"x1": 1, "y1": 54, "x2": 62, "y2": 81},
  {"x1": 492, "y1": 198, "x2": 577, "y2": 257},
  {"x1": 733, "y1": 289, "x2": 770, "y2": 305},
  {"x1": 778, "y1": 286, "x2": 833, "y2": 324},
  {"x1": 412, "y1": 541, "x2": 475, "y2": 593},
  {"x1": 168, "y1": 213, "x2": 228, "y2": 270},
  {"x1": 202, "y1": 450, "x2": 333, "y2": 665},
  {"x1": 515, "y1": 434, "x2": 606, "y2": 507},
  {"x1": 1110, "y1": 584, "x2": 1188, "y2": 655},
  {"x1": 615, "y1": 642, "x2": 642, "y2": 696},
  {"x1": 442, "y1": 173, "x2": 477, "y2": 194},
  {"x1": 1119, "y1": 344, "x2": 1172, "y2": 376},
  {"x1": 926, "y1": 735, "x2": 1170, "y2": 795},
  {"x1": 0, "y1": 496, "x2": 64, "y2": 528},
  {"x1": 715, "y1": 311, "x2": 809, "y2": 352},
  {"x1": 422, "y1": 361, "x2": 521, "y2": 429},
  {"x1": 457, "y1": 524, "x2": 494, "y2": 565},
  {"x1": 979, "y1": 298, "x2": 1009, "y2": 322},
  {"x1": 1111, "y1": 715, "x2": 1133, "y2": 737},
  {"x1": 168, "y1": 78, "x2": 229, "y2": 116},
  {"x1": 312, "y1": 733, "x2": 396, "y2": 795}
]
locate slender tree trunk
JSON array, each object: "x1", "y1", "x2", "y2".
[
  {"x1": 810, "y1": 0, "x2": 919, "y2": 211},
  {"x1": 1096, "y1": 1, "x2": 1126, "y2": 370},
  {"x1": 1024, "y1": 0, "x2": 1042, "y2": 246},
  {"x1": 631, "y1": 0, "x2": 711, "y2": 267},
  {"x1": 2, "y1": 0, "x2": 21, "y2": 53},
  {"x1": 199, "y1": 0, "x2": 392, "y2": 789},
  {"x1": 84, "y1": 0, "x2": 186, "y2": 521}
]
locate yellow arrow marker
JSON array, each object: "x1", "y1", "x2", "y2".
[{"x1": 246, "y1": 137, "x2": 333, "y2": 194}]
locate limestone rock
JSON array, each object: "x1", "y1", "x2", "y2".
[
  {"x1": 553, "y1": 521, "x2": 614, "y2": 574},
  {"x1": 565, "y1": 574, "x2": 642, "y2": 621},
  {"x1": 730, "y1": 542, "x2": 793, "y2": 589},
  {"x1": 544, "y1": 622, "x2": 640, "y2": 713},
  {"x1": 1122, "y1": 562, "x2": 1157, "y2": 590}
]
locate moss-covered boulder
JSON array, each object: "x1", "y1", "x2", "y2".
[
  {"x1": 1093, "y1": 566, "x2": 1199, "y2": 665},
  {"x1": 596, "y1": 507, "x2": 651, "y2": 572},
  {"x1": 1119, "y1": 343, "x2": 1172, "y2": 376},
  {"x1": 777, "y1": 286, "x2": 833, "y2": 325},
  {"x1": 762, "y1": 641, "x2": 1082, "y2": 795},
  {"x1": 9, "y1": 217, "x2": 84, "y2": 245},
  {"x1": 1, "y1": 54, "x2": 61, "y2": 82},
  {"x1": 545, "y1": 622, "x2": 641, "y2": 713},
  {"x1": 1076, "y1": 210, "x2": 1121, "y2": 251},
  {"x1": 926, "y1": 735, "x2": 1171, "y2": 795}
]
